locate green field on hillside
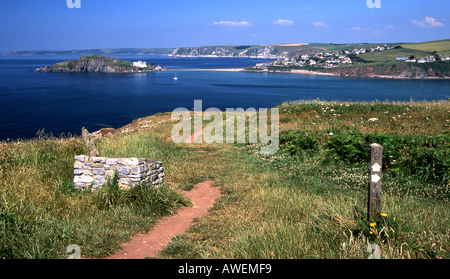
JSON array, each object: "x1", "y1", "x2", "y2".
[
  {"x1": 401, "y1": 39, "x2": 450, "y2": 57},
  {"x1": 359, "y1": 48, "x2": 432, "y2": 62}
]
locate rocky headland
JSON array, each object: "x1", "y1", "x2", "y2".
[{"x1": 34, "y1": 55, "x2": 165, "y2": 73}]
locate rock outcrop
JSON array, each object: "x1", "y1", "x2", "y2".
[{"x1": 34, "y1": 55, "x2": 164, "y2": 73}]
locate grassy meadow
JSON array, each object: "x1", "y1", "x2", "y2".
[{"x1": 1, "y1": 100, "x2": 448, "y2": 259}]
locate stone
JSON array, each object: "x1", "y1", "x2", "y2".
[
  {"x1": 74, "y1": 183, "x2": 86, "y2": 188},
  {"x1": 143, "y1": 161, "x2": 149, "y2": 172},
  {"x1": 74, "y1": 175, "x2": 94, "y2": 184},
  {"x1": 93, "y1": 169, "x2": 106, "y2": 176},
  {"x1": 119, "y1": 178, "x2": 131, "y2": 186},
  {"x1": 92, "y1": 157, "x2": 107, "y2": 163},
  {"x1": 129, "y1": 173, "x2": 146, "y2": 179},
  {"x1": 118, "y1": 167, "x2": 131, "y2": 175},
  {"x1": 105, "y1": 170, "x2": 116, "y2": 178},
  {"x1": 73, "y1": 155, "x2": 165, "y2": 191},
  {"x1": 117, "y1": 158, "x2": 127, "y2": 166},
  {"x1": 74, "y1": 161, "x2": 84, "y2": 169},
  {"x1": 106, "y1": 158, "x2": 118, "y2": 165},
  {"x1": 131, "y1": 165, "x2": 145, "y2": 175},
  {"x1": 74, "y1": 155, "x2": 86, "y2": 162},
  {"x1": 126, "y1": 158, "x2": 140, "y2": 166},
  {"x1": 94, "y1": 176, "x2": 106, "y2": 183}
]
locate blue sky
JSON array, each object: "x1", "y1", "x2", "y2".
[{"x1": 0, "y1": 0, "x2": 449, "y2": 51}]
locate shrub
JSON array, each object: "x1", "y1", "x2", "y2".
[{"x1": 280, "y1": 130, "x2": 449, "y2": 184}]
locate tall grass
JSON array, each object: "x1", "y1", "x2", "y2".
[
  {"x1": 0, "y1": 134, "x2": 191, "y2": 259},
  {"x1": 160, "y1": 100, "x2": 449, "y2": 259}
]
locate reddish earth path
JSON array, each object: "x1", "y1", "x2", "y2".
[{"x1": 107, "y1": 180, "x2": 221, "y2": 259}]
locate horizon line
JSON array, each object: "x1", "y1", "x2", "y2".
[{"x1": 2, "y1": 38, "x2": 450, "y2": 53}]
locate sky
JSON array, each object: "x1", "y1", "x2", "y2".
[{"x1": 0, "y1": 0, "x2": 449, "y2": 52}]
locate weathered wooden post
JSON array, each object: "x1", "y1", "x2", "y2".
[
  {"x1": 81, "y1": 127, "x2": 100, "y2": 157},
  {"x1": 367, "y1": 143, "x2": 382, "y2": 221}
]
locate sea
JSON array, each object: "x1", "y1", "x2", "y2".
[{"x1": 0, "y1": 55, "x2": 449, "y2": 141}]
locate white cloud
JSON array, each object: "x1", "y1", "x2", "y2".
[
  {"x1": 349, "y1": 26, "x2": 363, "y2": 31},
  {"x1": 383, "y1": 24, "x2": 395, "y2": 30},
  {"x1": 311, "y1": 21, "x2": 329, "y2": 29},
  {"x1": 273, "y1": 19, "x2": 295, "y2": 26},
  {"x1": 411, "y1": 17, "x2": 444, "y2": 27},
  {"x1": 212, "y1": 20, "x2": 253, "y2": 27}
]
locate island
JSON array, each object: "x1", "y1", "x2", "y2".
[{"x1": 34, "y1": 55, "x2": 165, "y2": 73}]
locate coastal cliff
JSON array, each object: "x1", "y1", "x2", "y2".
[
  {"x1": 170, "y1": 45, "x2": 284, "y2": 59},
  {"x1": 319, "y1": 63, "x2": 450, "y2": 79},
  {"x1": 34, "y1": 55, "x2": 164, "y2": 73}
]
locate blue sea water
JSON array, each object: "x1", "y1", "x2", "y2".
[{"x1": 0, "y1": 56, "x2": 449, "y2": 141}]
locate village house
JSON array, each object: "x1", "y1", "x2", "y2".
[
  {"x1": 427, "y1": 56, "x2": 436, "y2": 62},
  {"x1": 342, "y1": 57, "x2": 352, "y2": 64}
]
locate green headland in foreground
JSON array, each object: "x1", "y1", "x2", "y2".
[{"x1": 0, "y1": 100, "x2": 448, "y2": 259}]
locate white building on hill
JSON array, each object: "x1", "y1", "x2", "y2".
[{"x1": 133, "y1": 61, "x2": 148, "y2": 68}]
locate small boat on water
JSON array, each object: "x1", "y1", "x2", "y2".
[{"x1": 173, "y1": 73, "x2": 178, "y2": 80}]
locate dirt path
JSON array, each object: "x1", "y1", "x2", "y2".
[{"x1": 107, "y1": 180, "x2": 221, "y2": 259}]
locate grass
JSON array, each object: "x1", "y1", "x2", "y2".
[
  {"x1": 159, "y1": 100, "x2": 449, "y2": 259},
  {"x1": 359, "y1": 48, "x2": 432, "y2": 62},
  {"x1": 1, "y1": 100, "x2": 449, "y2": 259},
  {"x1": 401, "y1": 39, "x2": 450, "y2": 57},
  {"x1": 0, "y1": 133, "x2": 192, "y2": 258}
]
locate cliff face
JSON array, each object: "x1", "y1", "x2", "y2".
[
  {"x1": 321, "y1": 63, "x2": 450, "y2": 78},
  {"x1": 171, "y1": 45, "x2": 283, "y2": 59},
  {"x1": 171, "y1": 47, "x2": 236, "y2": 57},
  {"x1": 34, "y1": 56, "x2": 163, "y2": 73}
]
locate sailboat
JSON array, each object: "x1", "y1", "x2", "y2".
[{"x1": 173, "y1": 73, "x2": 178, "y2": 80}]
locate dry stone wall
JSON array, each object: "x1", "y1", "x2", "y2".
[{"x1": 73, "y1": 155, "x2": 165, "y2": 190}]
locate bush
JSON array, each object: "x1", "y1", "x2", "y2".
[
  {"x1": 280, "y1": 131, "x2": 318, "y2": 155},
  {"x1": 280, "y1": 130, "x2": 449, "y2": 184}
]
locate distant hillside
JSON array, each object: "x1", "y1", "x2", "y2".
[
  {"x1": 3, "y1": 48, "x2": 175, "y2": 57},
  {"x1": 400, "y1": 39, "x2": 450, "y2": 57},
  {"x1": 170, "y1": 43, "x2": 396, "y2": 59},
  {"x1": 5, "y1": 40, "x2": 449, "y2": 60},
  {"x1": 244, "y1": 39, "x2": 450, "y2": 79},
  {"x1": 359, "y1": 40, "x2": 450, "y2": 62}
]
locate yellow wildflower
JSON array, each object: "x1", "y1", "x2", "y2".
[
  {"x1": 381, "y1": 213, "x2": 388, "y2": 217},
  {"x1": 370, "y1": 222, "x2": 377, "y2": 227}
]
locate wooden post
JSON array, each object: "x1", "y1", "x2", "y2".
[
  {"x1": 81, "y1": 127, "x2": 99, "y2": 157},
  {"x1": 368, "y1": 143, "x2": 382, "y2": 221}
]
